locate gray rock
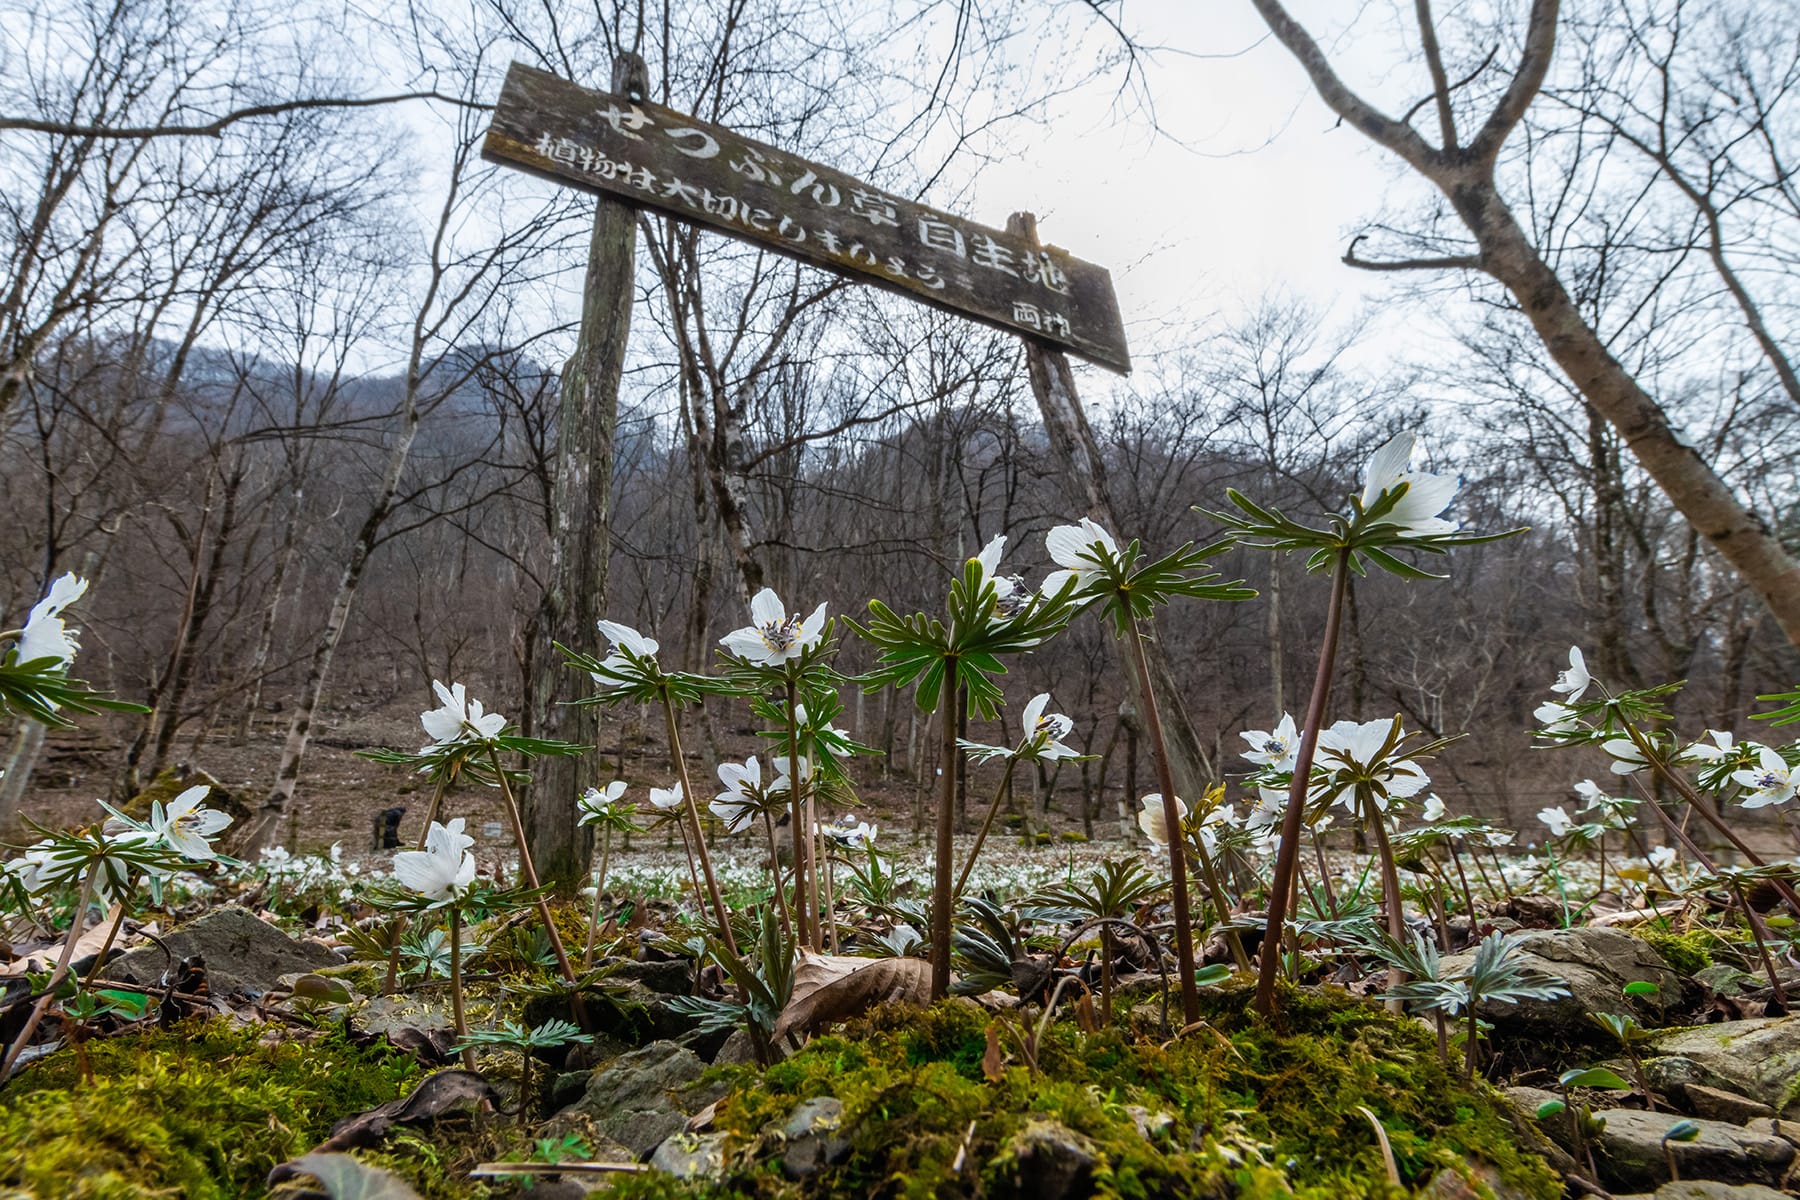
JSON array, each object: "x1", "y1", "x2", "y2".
[
  {"x1": 650, "y1": 1131, "x2": 729, "y2": 1180},
  {"x1": 1439, "y1": 927, "x2": 1687, "y2": 1040},
  {"x1": 996, "y1": 1119, "x2": 1097, "y2": 1200},
  {"x1": 1682, "y1": 1084, "x2": 1775, "y2": 1124},
  {"x1": 779, "y1": 1097, "x2": 848, "y2": 1180},
  {"x1": 1417, "y1": 1164, "x2": 1541, "y2": 1200},
  {"x1": 605, "y1": 956, "x2": 695, "y2": 995},
  {"x1": 1694, "y1": 965, "x2": 1758, "y2": 995},
  {"x1": 1649, "y1": 1019, "x2": 1800, "y2": 1118},
  {"x1": 1647, "y1": 1184, "x2": 1792, "y2": 1200},
  {"x1": 1592, "y1": 1109, "x2": 1793, "y2": 1191},
  {"x1": 711, "y1": 1029, "x2": 758, "y2": 1066},
  {"x1": 549, "y1": 1069, "x2": 591, "y2": 1111},
  {"x1": 564, "y1": 1041, "x2": 712, "y2": 1157},
  {"x1": 109, "y1": 905, "x2": 337, "y2": 996},
  {"x1": 353, "y1": 994, "x2": 456, "y2": 1038}
]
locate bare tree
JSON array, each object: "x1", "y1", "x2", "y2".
[{"x1": 1242, "y1": 0, "x2": 1800, "y2": 645}]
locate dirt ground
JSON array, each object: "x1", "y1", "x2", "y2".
[{"x1": 19, "y1": 699, "x2": 1128, "y2": 861}]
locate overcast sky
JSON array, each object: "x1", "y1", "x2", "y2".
[{"x1": 930, "y1": 3, "x2": 1428, "y2": 381}]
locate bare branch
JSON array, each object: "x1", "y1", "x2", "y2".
[
  {"x1": 1341, "y1": 235, "x2": 1481, "y2": 272},
  {"x1": 1248, "y1": 0, "x2": 1439, "y2": 172},
  {"x1": 1468, "y1": 0, "x2": 1560, "y2": 162},
  {"x1": 1414, "y1": 0, "x2": 1459, "y2": 150},
  {"x1": 0, "y1": 91, "x2": 489, "y2": 140}
]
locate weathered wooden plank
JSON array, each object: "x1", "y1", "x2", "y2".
[{"x1": 481, "y1": 62, "x2": 1131, "y2": 375}]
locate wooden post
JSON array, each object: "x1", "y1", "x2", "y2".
[
  {"x1": 525, "y1": 52, "x2": 647, "y2": 895},
  {"x1": 1006, "y1": 211, "x2": 1217, "y2": 813}
]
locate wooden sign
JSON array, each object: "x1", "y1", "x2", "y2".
[{"x1": 482, "y1": 63, "x2": 1131, "y2": 375}]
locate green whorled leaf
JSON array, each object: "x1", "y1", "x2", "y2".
[
  {"x1": 291, "y1": 974, "x2": 355, "y2": 1006},
  {"x1": 1559, "y1": 1066, "x2": 1632, "y2": 1090},
  {"x1": 1194, "y1": 964, "x2": 1233, "y2": 988},
  {"x1": 269, "y1": 1152, "x2": 423, "y2": 1199},
  {"x1": 1752, "y1": 684, "x2": 1800, "y2": 726},
  {"x1": 1534, "y1": 1099, "x2": 1567, "y2": 1120},
  {"x1": 1622, "y1": 980, "x2": 1661, "y2": 996},
  {"x1": 1663, "y1": 1119, "x2": 1703, "y2": 1142}
]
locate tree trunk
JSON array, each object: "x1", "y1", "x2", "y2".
[
  {"x1": 525, "y1": 52, "x2": 644, "y2": 895},
  {"x1": 1463, "y1": 184, "x2": 1800, "y2": 643},
  {"x1": 1008, "y1": 211, "x2": 1217, "y2": 804},
  {"x1": 1249, "y1": 0, "x2": 1800, "y2": 646}
]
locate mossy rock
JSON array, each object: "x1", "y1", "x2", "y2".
[
  {"x1": 600, "y1": 987, "x2": 1560, "y2": 1200},
  {"x1": 119, "y1": 767, "x2": 250, "y2": 828},
  {"x1": 0, "y1": 1021, "x2": 422, "y2": 1199},
  {"x1": 1632, "y1": 927, "x2": 1717, "y2": 977}
]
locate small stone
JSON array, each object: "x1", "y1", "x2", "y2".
[
  {"x1": 1591, "y1": 1108, "x2": 1794, "y2": 1191},
  {"x1": 1683, "y1": 1084, "x2": 1775, "y2": 1124},
  {"x1": 711, "y1": 1029, "x2": 758, "y2": 1065},
  {"x1": 1439, "y1": 927, "x2": 1689, "y2": 1042},
  {"x1": 779, "y1": 1097, "x2": 848, "y2": 1180},
  {"x1": 108, "y1": 906, "x2": 336, "y2": 996},
  {"x1": 1694, "y1": 965, "x2": 1758, "y2": 995},
  {"x1": 1650, "y1": 1184, "x2": 1792, "y2": 1200},
  {"x1": 781, "y1": 1097, "x2": 843, "y2": 1139},
  {"x1": 1418, "y1": 1164, "x2": 1540, "y2": 1200},
  {"x1": 998, "y1": 1119, "x2": 1098, "y2": 1200},
  {"x1": 564, "y1": 1041, "x2": 711, "y2": 1156},
  {"x1": 650, "y1": 1131, "x2": 729, "y2": 1180},
  {"x1": 548, "y1": 1070, "x2": 591, "y2": 1111},
  {"x1": 1124, "y1": 1105, "x2": 1173, "y2": 1142},
  {"x1": 1650, "y1": 1018, "x2": 1800, "y2": 1117}
]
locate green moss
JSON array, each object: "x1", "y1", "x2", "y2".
[
  {"x1": 612, "y1": 988, "x2": 1558, "y2": 1200},
  {"x1": 1633, "y1": 927, "x2": 1716, "y2": 975},
  {"x1": 0, "y1": 1021, "x2": 422, "y2": 1199}
]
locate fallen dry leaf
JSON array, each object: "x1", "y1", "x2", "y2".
[
  {"x1": 771, "y1": 952, "x2": 931, "y2": 1043},
  {"x1": 314, "y1": 1069, "x2": 500, "y2": 1152}
]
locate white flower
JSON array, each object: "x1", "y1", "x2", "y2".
[
  {"x1": 1137, "y1": 793, "x2": 1188, "y2": 848},
  {"x1": 1551, "y1": 647, "x2": 1591, "y2": 703},
  {"x1": 591, "y1": 620, "x2": 660, "y2": 690},
  {"x1": 972, "y1": 535, "x2": 1031, "y2": 620},
  {"x1": 711, "y1": 758, "x2": 765, "y2": 833},
  {"x1": 1648, "y1": 845, "x2": 1679, "y2": 871},
  {"x1": 3, "y1": 842, "x2": 58, "y2": 894},
  {"x1": 1535, "y1": 701, "x2": 1579, "y2": 733},
  {"x1": 1600, "y1": 737, "x2": 1649, "y2": 775},
  {"x1": 772, "y1": 755, "x2": 814, "y2": 795},
  {"x1": 1538, "y1": 806, "x2": 1574, "y2": 838},
  {"x1": 1733, "y1": 746, "x2": 1798, "y2": 809},
  {"x1": 1041, "y1": 518, "x2": 1119, "y2": 597},
  {"x1": 578, "y1": 780, "x2": 629, "y2": 826},
  {"x1": 648, "y1": 782, "x2": 685, "y2": 810},
  {"x1": 1678, "y1": 730, "x2": 1737, "y2": 765},
  {"x1": 1420, "y1": 795, "x2": 1447, "y2": 822},
  {"x1": 16, "y1": 573, "x2": 88, "y2": 668},
  {"x1": 148, "y1": 785, "x2": 233, "y2": 860},
  {"x1": 1572, "y1": 779, "x2": 1608, "y2": 811},
  {"x1": 1195, "y1": 803, "x2": 1237, "y2": 854},
  {"x1": 392, "y1": 819, "x2": 477, "y2": 904},
  {"x1": 1314, "y1": 718, "x2": 1431, "y2": 811},
  {"x1": 822, "y1": 814, "x2": 878, "y2": 850},
  {"x1": 418, "y1": 680, "x2": 507, "y2": 748},
  {"x1": 1240, "y1": 714, "x2": 1299, "y2": 770},
  {"x1": 1020, "y1": 693, "x2": 1079, "y2": 760},
  {"x1": 1245, "y1": 787, "x2": 1287, "y2": 832},
  {"x1": 720, "y1": 588, "x2": 828, "y2": 666},
  {"x1": 1358, "y1": 432, "x2": 1457, "y2": 537}
]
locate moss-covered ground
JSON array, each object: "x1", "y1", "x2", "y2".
[
  {"x1": 618, "y1": 986, "x2": 1559, "y2": 1200},
  {"x1": 0, "y1": 1022, "x2": 423, "y2": 1199},
  {"x1": 0, "y1": 986, "x2": 1559, "y2": 1200}
]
